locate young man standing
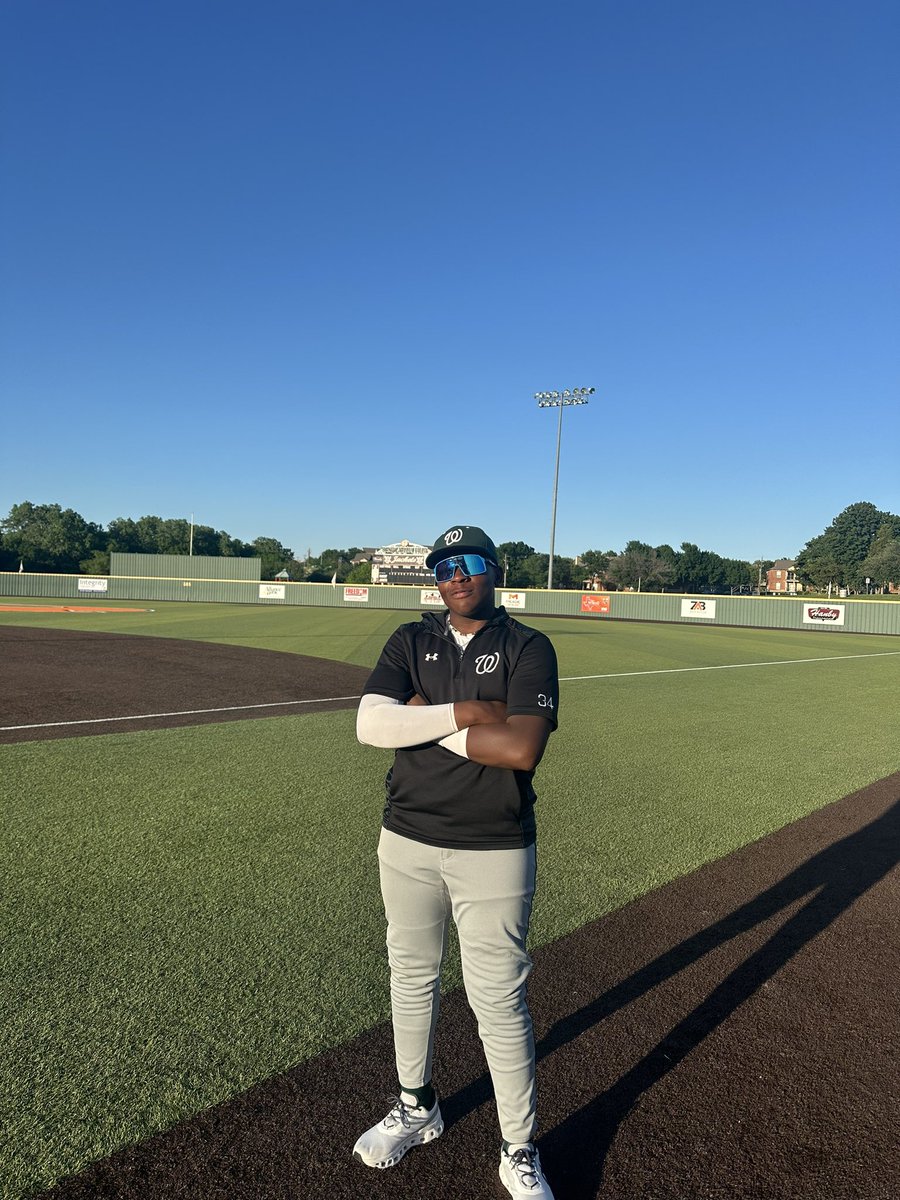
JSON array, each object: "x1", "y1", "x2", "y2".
[{"x1": 354, "y1": 524, "x2": 559, "y2": 1199}]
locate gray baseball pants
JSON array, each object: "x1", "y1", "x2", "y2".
[{"x1": 377, "y1": 826, "x2": 537, "y2": 1144}]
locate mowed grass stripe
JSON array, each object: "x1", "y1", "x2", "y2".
[{"x1": 1, "y1": 612, "x2": 899, "y2": 1196}]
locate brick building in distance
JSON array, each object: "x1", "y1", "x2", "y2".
[{"x1": 767, "y1": 560, "x2": 803, "y2": 594}]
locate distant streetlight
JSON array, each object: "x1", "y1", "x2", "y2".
[{"x1": 535, "y1": 387, "x2": 594, "y2": 589}]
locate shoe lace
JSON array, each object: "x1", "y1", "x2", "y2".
[
  {"x1": 507, "y1": 1146, "x2": 539, "y2": 1188},
  {"x1": 383, "y1": 1095, "x2": 422, "y2": 1130}
]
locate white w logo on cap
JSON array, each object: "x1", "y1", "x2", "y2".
[{"x1": 444, "y1": 528, "x2": 463, "y2": 544}]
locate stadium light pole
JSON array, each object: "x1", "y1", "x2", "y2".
[{"x1": 535, "y1": 387, "x2": 594, "y2": 589}]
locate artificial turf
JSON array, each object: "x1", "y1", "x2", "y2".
[{"x1": 1, "y1": 608, "x2": 899, "y2": 1196}]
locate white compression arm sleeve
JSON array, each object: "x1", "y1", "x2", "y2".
[
  {"x1": 356, "y1": 692, "x2": 459, "y2": 749},
  {"x1": 437, "y1": 728, "x2": 470, "y2": 759}
]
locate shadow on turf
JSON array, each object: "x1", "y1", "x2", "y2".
[{"x1": 441, "y1": 797, "x2": 900, "y2": 1199}]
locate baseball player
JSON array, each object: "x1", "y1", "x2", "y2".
[{"x1": 353, "y1": 524, "x2": 559, "y2": 1199}]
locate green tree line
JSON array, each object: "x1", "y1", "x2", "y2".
[
  {"x1": 497, "y1": 540, "x2": 763, "y2": 593},
  {"x1": 795, "y1": 501, "x2": 900, "y2": 593},
  {"x1": 0, "y1": 502, "x2": 295, "y2": 580},
  {"x1": 3, "y1": 499, "x2": 897, "y2": 591}
]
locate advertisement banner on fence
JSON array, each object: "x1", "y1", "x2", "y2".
[
  {"x1": 78, "y1": 578, "x2": 109, "y2": 593},
  {"x1": 681, "y1": 598, "x2": 716, "y2": 619},
  {"x1": 580, "y1": 594, "x2": 610, "y2": 614},
  {"x1": 259, "y1": 584, "x2": 285, "y2": 600},
  {"x1": 501, "y1": 591, "x2": 526, "y2": 610},
  {"x1": 803, "y1": 604, "x2": 846, "y2": 626},
  {"x1": 344, "y1": 586, "x2": 370, "y2": 603},
  {"x1": 420, "y1": 589, "x2": 444, "y2": 606}
]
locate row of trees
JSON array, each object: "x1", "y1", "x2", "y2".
[
  {"x1": 0, "y1": 503, "x2": 379, "y2": 583},
  {"x1": 585, "y1": 542, "x2": 761, "y2": 594},
  {"x1": 291, "y1": 541, "x2": 761, "y2": 593},
  {"x1": 0, "y1": 503, "x2": 295, "y2": 580},
  {"x1": 2, "y1": 499, "x2": 897, "y2": 592},
  {"x1": 299, "y1": 547, "x2": 370, "y2": 584},
  {"x1": 796, "y1": 502, "x2": 900, "y2": 593},
  {"x1": 274, "y1": 504, "x2": 900, "y2": 594},
  {"x1": 494, "y1": 541, "x2": 762, "y2": 593}
]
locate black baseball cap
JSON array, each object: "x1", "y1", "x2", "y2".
[{"x1": 426, "y1": 525, "x2": 499, "y2": 569}]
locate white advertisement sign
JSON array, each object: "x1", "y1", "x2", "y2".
[
  {"x1": 78, "y1": 577, "x2": 109, "y2": 592},
  {"x1": 344, "y1": 586, "x2": 369, "y2": 603},
  {"x1": 502, "y1": 591, "x2": 527, "y2": 610},
  {"x1": 803, "y1": 604, "x2": 846, "y2": 626},
  {"x1": 259, "y1": 584, "x2": 285, "y2": 600},
  {"x1": 681, "y1": 598, "x2": 716, "y2": 619},
  {"x1": 420, "y1": 589, "x2": 444, "y2": 606}
]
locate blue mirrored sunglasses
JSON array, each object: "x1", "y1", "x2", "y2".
[{"x1": 433, "y1": 553, "x2": 493, "y2": 583}]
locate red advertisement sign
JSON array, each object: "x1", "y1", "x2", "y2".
[{"x1": 580, "y1": 594, "x2": 610, "y2": 614}]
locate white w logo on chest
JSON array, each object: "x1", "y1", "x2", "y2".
[{"x1": 475, "y1": 652, "x2": 500, "y2": 675}]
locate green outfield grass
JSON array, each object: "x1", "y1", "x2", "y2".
[{"x1": 1, "y1": 605, "x2": 899, "y2": 1196}]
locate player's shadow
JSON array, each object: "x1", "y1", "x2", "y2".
[{"x1": 441, "y1": 794, "x2": 900, "y2": 1198}]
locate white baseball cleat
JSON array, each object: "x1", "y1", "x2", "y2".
[
  {"x1": 499, "y1": 1143, "x2": 555, "y2": 1198},
  {"x1": 352, "y1": 1094, "x2": 444, "y2": 1169}
]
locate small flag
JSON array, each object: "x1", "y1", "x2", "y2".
[
  {"x1": 18, "y1": 561, "x2": 24, "y2": 573},
  {"x1": 331, "y1": 570, "x2": 337, "y2": 587}
]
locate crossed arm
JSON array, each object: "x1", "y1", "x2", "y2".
[{"x1": 356, "y1": 692, "x2": 552, "y2": 772}]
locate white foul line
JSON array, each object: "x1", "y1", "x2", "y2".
[
  {"x1": 0, "y1": 696, "x2": 362, "y2": 733},
  {"x1": 560, "y1": 649, "x2": 900, "y2": 682}
]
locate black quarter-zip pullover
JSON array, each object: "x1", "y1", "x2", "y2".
[{"x1": 362, "y1": 607, "x2": 559, "y2": 849}]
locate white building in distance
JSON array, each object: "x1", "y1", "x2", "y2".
[{"x1": 371, "y1": 539, "x2": 432, "y2": 585}]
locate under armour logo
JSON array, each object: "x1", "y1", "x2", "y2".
[
  {"x1": 444, "y1": 528, "x2": 463, "y2": 545},
  {"x1": 475, "y1": 652, "x2": 500, "y2": 675},
  {"x1": 425, "y1": 652, "x2": 439, "y2": 661}
]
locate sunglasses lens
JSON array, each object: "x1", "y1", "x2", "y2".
[
  {"x1": 434, "y1": 558, "x2": 458, "y2": 582},
  {"x1": 434, "y1": 554, "x2": 488, "y2": 582}
]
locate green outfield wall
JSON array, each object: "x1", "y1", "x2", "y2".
[
  {"x1": 2, "y1": 570, "x2": 899, "y2": 635},
  {"x1": 110, "y1": 552, "x2": 261, "y2": 581}
]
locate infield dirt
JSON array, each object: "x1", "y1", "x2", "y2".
[{"x1": 0, "y1": 626, "x2": 370, "y2": 743}]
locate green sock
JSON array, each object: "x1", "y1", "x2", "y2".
[{"x1": 400, "y1": 1081, "x2": 435, "y2": 1110}]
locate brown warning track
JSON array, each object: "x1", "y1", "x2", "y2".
[
  {"x1": 0, "y1": 626, "x2": 371, "y2": 743},
  {"x1": 34, "y1": 772, "x2": 899, "y2": 1200}
]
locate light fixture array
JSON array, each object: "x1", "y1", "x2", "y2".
[{"x1": 534, "y1": 387, "x2": 595, "y2": 407}]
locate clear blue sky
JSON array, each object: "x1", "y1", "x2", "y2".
[{"x1": 2, "y1": 0, "x2": 897, "y2": 563}]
